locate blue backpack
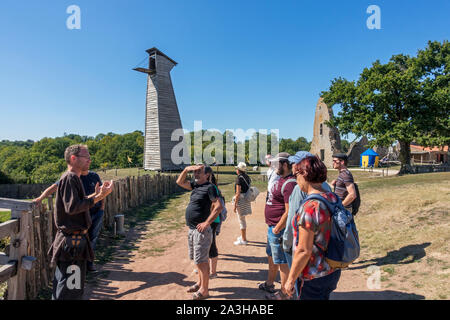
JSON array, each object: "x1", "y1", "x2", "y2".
[{"x1": 302, "y1": 193, "x2": 360, "y2": 269}]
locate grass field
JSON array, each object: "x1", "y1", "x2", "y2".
[
  {"x1": 351, "y1": 172, "x2": 450, "y2": 299},
  {"x1": 0, "y1": 210, "x2": 11, "y2": 223}
]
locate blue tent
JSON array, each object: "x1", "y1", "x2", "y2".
[{"x1": 360, "y1": 149, "x2": 380, "y2": 167}]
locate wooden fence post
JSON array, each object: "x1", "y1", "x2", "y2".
[{"x1": 7, "y1": 209, "x2": 32, "y2": 300}]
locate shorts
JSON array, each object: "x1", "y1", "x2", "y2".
[
  {"x1": 236, "y1": 213, "x2": 247, "y2": 230},
  {"x1": 266, "y1": 226, "x2": 287, "y2": 265},
  {"x1": 188, "y1": 226, "x2": 213, "y2": 265}
]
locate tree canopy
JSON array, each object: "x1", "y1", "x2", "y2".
[
  {"x1": 322, "y1": 41, "x2": 449, "y2": 172},
  {"x1": 0, "y1": 130, "x2": 311, "y2": 183}
]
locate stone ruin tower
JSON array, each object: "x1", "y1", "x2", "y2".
[
  {"x1": 134, "y1": 48, "x2": 186, "y2": 171},
  {"x1": 309, "y1": 97, "x2": 342, "y2": 167}
]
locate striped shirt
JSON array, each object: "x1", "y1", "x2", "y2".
[{"x1": 334, "y1": 169, "x2": 354, "y2": 201}]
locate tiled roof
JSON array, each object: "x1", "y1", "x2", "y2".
[{"x1": 410, "y1": 144, "x2": 449, "y2": 152}]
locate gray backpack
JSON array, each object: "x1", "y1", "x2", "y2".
[{"x1": 239, "y1": 175, "x2": 260, "y2": 202}]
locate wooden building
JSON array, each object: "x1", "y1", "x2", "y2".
[
  {"x1": 134, "y1": 48, "x2": 187, "y2": 171},
  {"x1": 410, "y1": 144, "x2": 449, "y2": 164}
]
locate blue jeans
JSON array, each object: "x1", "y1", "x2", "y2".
[
  {"x1": 88, "y1": 209, "x2": 104, "y2": 251},
  {"x1": 266, "y1": 226, "x2": 287, "y2": 264},
  {"x1": 297, "y1": 269, "x2": 341, "y2": 300},
  {"x1": 284, "y1": 250, "x2": 299, "y2": 299}
]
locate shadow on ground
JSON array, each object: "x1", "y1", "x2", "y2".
[
  {"x1": 349, "y1": 242, "x2": 431, "y2": 270},
  {"x1": 85, "y1": 192, "x2": 191, "y2": 299},
  {"x1": 246, "y1": 241, "x2": 267, "y2": 248},
  {"x1": 220, "y1": 253, "x2": 267, "y2": 264},
  {"x1": 89, "y1": 267, "x2": 193, "y2": 299},
  {"x1": 331, "y1": 290, "x2": 425, "y2": 300}
]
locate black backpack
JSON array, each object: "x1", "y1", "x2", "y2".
[{"x1": 351, "y1": 183, "x2": 361, "y2": 216}]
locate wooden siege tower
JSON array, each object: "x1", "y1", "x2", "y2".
[{"x1": 134, "y1": 47, "x2": 186, "y2": 171}]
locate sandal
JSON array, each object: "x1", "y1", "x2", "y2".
[
  {"x1": 192, "y1": 291, "x2": 209, "y2": 300},
  {"x1": 258, "y1": 282, "x2": 276, "y2": 293},
  {"x1": 210, "y1": 273, "x2": 218, "y2": 279},
  {"x1": 265, "y1": 290, "x2": 292, "y2": 300},
  {"x1": 187, "y1": 284, "x2": 200, "y2": 293}
]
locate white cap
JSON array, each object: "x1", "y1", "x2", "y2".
[{"x1": 235, "y1": 162, "x2": 247, "y2": 171}]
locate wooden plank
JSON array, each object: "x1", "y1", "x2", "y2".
[
  {"x1": 0, "y1": 219, "x2": 19, "y2": 239},
  {"x1": 7, "y1": 210, "x2": 31, "y2": 300},
  {"x1": 0, "y1": 252, "x2": 9, "y2": 264},
  {"x1": 0, "y1": 198, "x2": 33, "y2": 211},
  {"x1": 0, "y1": 261, "x2": 17, "y2": 283}
]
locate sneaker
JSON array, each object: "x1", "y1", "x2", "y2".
[
  {"x1": 233, "y1": 236, "x2": 248, "y2": 246},
  {"x1": 258, "y1": 282, "x2": 276, "y2": 294}
]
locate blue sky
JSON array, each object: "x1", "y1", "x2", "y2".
[{"x1": 0, "y1": 0, "x2": 448, "y2": 142}]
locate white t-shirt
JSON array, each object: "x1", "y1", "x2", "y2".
[{"x1": 266, "y1": 167, "x2": 280, "y2": 204}]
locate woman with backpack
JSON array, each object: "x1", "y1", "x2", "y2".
[
  {"x1": 232, "y1": 162, "x2": 252, "y2": 246},
  {"x1": 282, "y1": 155, "x2": 342, "y2": 300}
]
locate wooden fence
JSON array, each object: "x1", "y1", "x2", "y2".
[
  {"x1": 0, "y1": 173, "x2": 184, "y2": 300},
  {"x1": 0, "y1": 184, "x2": 52, "y2": 199}
]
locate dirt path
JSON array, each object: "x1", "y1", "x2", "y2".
[{"x1": 84, "y1": 191, "x2": 418, "y2": 300}]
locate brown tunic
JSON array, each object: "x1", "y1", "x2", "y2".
[{"x1": 48, "y1": 171, "x2": 95, "y2": 264}]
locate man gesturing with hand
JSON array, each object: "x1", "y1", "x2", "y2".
[
  {"x1": 177, "y1": 164, "x2": 223, "y2": 300},
  {"x1": 49, "y1": 144, "x2": 113, "y2": 300}
]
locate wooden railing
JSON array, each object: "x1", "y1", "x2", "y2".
[
  {"x1": 0, "y1": 173, "x2": 185, "y2": 299},
  {"x1": 0, "y1": 198, "x2": 54, "y2": 300}
]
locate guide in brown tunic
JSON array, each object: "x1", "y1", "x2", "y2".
[{"x1": 49, "y1": 144, "x2": 113, "y2": 300}]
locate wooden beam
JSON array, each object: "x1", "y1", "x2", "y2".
[
  {"x1": 133, "y1": 67, "x2": 156, "y2": 75},
  {"x1": 0, "y1": 252, "x2": 9, "y2": 265},
  {"x1": 0, "y1": 198, "x2": 33, "y2": 211},
  {"x1": 0, "y1": 219, "x2": 19, "y2": 239},
  {"x1": 0, "y1": 261, "x2": 17, "y2": 283}
]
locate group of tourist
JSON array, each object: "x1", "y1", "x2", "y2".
[
  {"x1": 177, "y1": 151, "x2": 357, "y2": 300},
  {"x1": 41, "y1": 143, "x2": 356, "y2": 301}
]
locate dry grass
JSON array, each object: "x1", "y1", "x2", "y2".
[{"x1": 350, "y1": 172, "x2": 450, "y2": 299}]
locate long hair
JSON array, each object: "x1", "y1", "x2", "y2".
[{"x1": 204, "y1": 166, "x2": 221, "y2": 197}]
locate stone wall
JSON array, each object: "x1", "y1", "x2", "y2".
[
  {"x1": 347, "y1": 136, "x2": 368, "y2": 166},
  {"x1": 309, "y1": 98, "x2": 342, "y2": 167}
]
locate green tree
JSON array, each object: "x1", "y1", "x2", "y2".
[
  {"x1": 341, "y1": 139, "x2": 350, "y2": 153},
  {"x1": 322, "y1": 41, "x2": 449, "y2": 174},
  {"x1": 0, "y1": 169, "x2": 12, "y2": 184},
  {"x1": 31, "y1": 161, "x2": 66, "y2": 184},
  {"x1": 279, "y1": 137, "x2": 311, "y2": 156}
]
